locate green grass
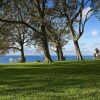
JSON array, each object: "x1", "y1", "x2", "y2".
[{"x1": 0, "y1": 60, "x2": 100, "y2": 100}]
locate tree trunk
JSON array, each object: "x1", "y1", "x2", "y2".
[
  {"x1": 74, "y1": 41, "x2": 83, "y2": 60},
  {"x1": 20, "y1": 44, "x2": 26, "y2": 63},
  {"x1": 42, "y1": 41, "x2": 53, "y2": 62},
  {"x1": 56, "y1": 42, "x2": 65, "y2": 61},
  {"x1": 41, "y1": 25, "x2": 53, "y2": 63},
  {"x1": 59, "y1": 47, "x2": 65, "y2": 61},
  {"x1": 56, "y1": 45, "x2": 60, "y2": 61},
  {"x1": 42, "y1": 42, "x2": 53, "y2": 62}
]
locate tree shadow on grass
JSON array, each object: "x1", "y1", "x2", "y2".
[{"x1": 0, "y1": 61, "x2": 100, "y2": 99}]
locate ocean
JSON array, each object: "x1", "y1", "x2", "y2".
[{"x1": 0, "y1": 55, "x2": 94, "y2": 64}]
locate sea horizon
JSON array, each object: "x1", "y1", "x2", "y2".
[{"x1": 0, "y1": 55, "x2": 94, "y2": 64}]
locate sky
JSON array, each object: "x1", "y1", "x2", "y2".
[
  {"x1": 64, "y1": 15, "x2": 100, "y2": 56},
  {"x1": 7, "y1": 5, "x2": 100, "y2": 56}
]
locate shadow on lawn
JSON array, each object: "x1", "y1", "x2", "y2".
[
  {"x1": 0, "y1": 61, "x2": 100, "y2": 98},
  {"x1": 0, "y1": 73, "x2": 100, "y2": 96}
]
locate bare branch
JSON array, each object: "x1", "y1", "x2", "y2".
[
  {"x1": 9, "y1": 46, "x2": 21, "y2": 51},
  {"x1": 82, "y1": 8, "x2": 94, "y2": 33}
]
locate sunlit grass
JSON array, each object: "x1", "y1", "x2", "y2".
[{"x1": 0, "y1": 60, "x2": 100, "y2": 100}]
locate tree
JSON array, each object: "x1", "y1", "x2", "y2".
[
  {"x1": 53, "y1": 0, "x2": 96, "y2": 60},
  {"x1": 48, "y1": 18, "x2": 69, "y2": 61},
  {"x1": 91, "y1": 0, "x2": 100, "y2": 20},
  {"x1": 8, "y1": 24, "x2": 31, "y2": 62},
  {"x1": 34, "y1": 0, "x2": 53, "y2": 62},
  {"x1": 0, "y1": 0, "x2": 53, "y2": 62},
  {"x1": 0, "y1": 22, "x2": 31, "y2": 62}
]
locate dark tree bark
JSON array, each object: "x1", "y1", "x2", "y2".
[
  {"x1": 56, "y1": 45, "x2": 60, "y2": 61},
  {"x1": 42, "y1": 40, "x2": 53, "y2": 62},
  {"x1": 58, "y1": 43, "x2": 65, "y2": 61},
  {"x1": 74, "y1": 41, "x2": 83, "y2": 60},
  {"x1": 41, "y1": 25, "x2": 53, "y2": 62},
  {"x1": 59, "y1": 47, "x2": 65, "y2": 61},
  {"x1": 56, "y1": 42, "x2": 65, "y2": 61},
  {"x1": 19, "y1": 41, "x2": 26, "y2": 63}
]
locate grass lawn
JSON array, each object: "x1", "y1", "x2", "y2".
[{"x1": 0, "y1": 60, "x2": 100, "y2": 100}]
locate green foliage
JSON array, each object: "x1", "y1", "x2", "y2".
[
  {"x1": 0, "y1": 0, "x2": 3, "y2": 3},
  {"x1": 0, "y1": 0, "x2": 99, "y2": 60},
  {"x1": 0, "y1": 60, "x2": 100, "y2": 99},
  {"x1": 92, "y1": 0, "x2": 100, "y2": 20},
  {"x1": 0, "y1": 25, "x2": 11, "y2": 55}
]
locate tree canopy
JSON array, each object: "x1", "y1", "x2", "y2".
[{"x1": 0, "y1": 0, "x2": 99, "y2": 62}]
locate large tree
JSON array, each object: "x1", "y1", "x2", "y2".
[
  {"x1": 8, "y1": 24, "x2": 31, "y2": 62},
  {"x1": 0, "y1": 0, "x2": 53, "y2": 62},
  {"x1": 53, "y1": 0, "x2": 97, "y2": 60},
  {"x1": 0, "y1": 23, "x2": 31, "y2": 62}
]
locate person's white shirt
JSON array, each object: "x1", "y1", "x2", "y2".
[{"x1": 96, "y1": 53, "x2": 99, "y2": 57}]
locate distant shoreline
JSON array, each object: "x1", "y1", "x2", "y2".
[{"x1": 0, "y1": 55, "x2": 94, "y2": 64}]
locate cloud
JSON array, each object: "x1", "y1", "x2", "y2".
[
  {"x1": 82, "y1": 7, "x2": 92, "y2": 20},
  {"x1": 91, "y1": 30, "x2": 98, "y2": 37}
]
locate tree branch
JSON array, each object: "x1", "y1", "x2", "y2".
[
  {"x1": 0, "y1": 18, "x2": 40, "y2": 33},
  {"x1": 82, "y1": 8, "x2": 94, "y2": 33},
  {"x1": 71, "y1": 0, "x2": 84, "y2": 23},
  {"x1": 9, "y1": 46, "x2": 21, "y2": 51}
]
